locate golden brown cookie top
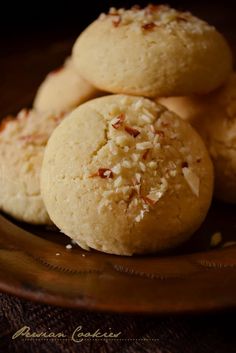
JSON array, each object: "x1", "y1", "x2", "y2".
[{"x1": 98, "y1": 4, "x2": 214, "y2": 34}]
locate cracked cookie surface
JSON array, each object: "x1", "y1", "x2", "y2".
[
  {"x1": 0, "y1": 109, "x2": 64, "y2": 224},
  {"x1": 41, "y1": 94, "x2": 213, "y2": 255}
]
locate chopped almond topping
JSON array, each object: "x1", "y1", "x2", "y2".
[
  {"x1": 142, "y1": 22, "x2": 156, "y2": 31},
  {"x1": 122, "y1": 160, "x2": 132, "y2": 168},
  {"x1": 131, "y1": 153, "x2": 140, "y2": 162},
  {"x1": 148, "y1": 161, "x2": 157, "y2": 169},
  {"x1": 139, "y1": 114, "x2": 153, "y2": 124},
  {"x1": 150, "y1": 125, "x2": 156, "y2": 133},
  {"x1": 115, "y1": 135, "x2": 129, "y2": 146},
  {"x1": 155, "y1": 130, "x2": 165, "y2": 138},
  {"x1": 142, "y1": 196, "x2": 156, "y2": 206},
  {"x1": 145, "y1": 4, "x2": 164, "y2": 15},
  {"x1": 114, "y1": 176, "x2": 123, "y2": 187},
  {"x1": 124, "y1": 125, "x2": 140, "y2": 137},
  {"x1": 181, "y1": 161, "x2": 189, "y2": 168},
  {"x1": 134, "y1": 184, "x2": 141, "y2": 195},
  {"x1": 143, "y1": 180, "x2": 168, "y2": 205},
  {"x1": 108, "y1": 7, "x2": 119, "y2": 15},
  {"x1": 132, "y1": 173, "x2": 142, "y2": 185},
  {"x1": 90, "y1": 168, "x2": 113, "y2": 179},
  {"x1": 182, "y1": 167, "x2": 199, "y2": 197},
  {"x1": 136, "y1": 141, "x2": 153, "y2": 150},
  {"x1": 139, "y1": 162, "x2": 146, "y2": 172},
  {"x1": 176, "y1": 15, "x2": 188, "y2": 22},
  {"x1": 112, "y1": 15, "x2": 121, "y2": 27},
  {"x1": 142, "y1": 149, "x2": 150, "y2": 160},
  {"x1": 17, "y1": 109, "x2": 30, "y2": 120},
  {"x1": 112, "y1": 164, "x2": 122, "y2": 174},
  {"x1": 169, "y1": 170, "x2": 177, "y2": 177},
  {"x1": 135, "y1": 210, "x2": 146, "y2": 223},
  {"x1": 0, "y1": 116, "x2": 14, "y2": 132},
  {"x1": 100, "y1": 168, "x2": 113, "y2": 178},
  {"x1": 127, "y1": 189, "x2": 136, "y2": 203},
  {"x1": 111, "y1": 113, "x2": 125, "y2": 129}
]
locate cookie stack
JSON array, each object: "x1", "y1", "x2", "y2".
[{"x1": 0, "y1": 4, "x2": 234, "y2": 255}]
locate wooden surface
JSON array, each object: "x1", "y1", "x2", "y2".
[{"x1": 0, "y1": 199, "x2": 236, "y2": 313}]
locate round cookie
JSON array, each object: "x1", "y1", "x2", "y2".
[
  {"x1": 34, "y1": 58, "x2": 103, "y2": 114},
  {"x1": 72, "y1": 4, "x2": 232, "y2": 98},
  {"x1": 202, "y1": 74, "x2": 236, "y2": 203},
  {"x1": 157, "y1": 96, "x2": 208, "y2": 129},
  {"x1": 0, "y1": 109, "x2": 64, "y2": 224},
  {"x1": 41, "y1": 95, "x2": 213, "y2": 255},
  {"x1": 158, "y1": 73, "x2": 236, "y2": 203}
]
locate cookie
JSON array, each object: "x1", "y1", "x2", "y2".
[
  {"x1": 157, "y1": 96, "x2": 208, "y2": 129},
  {"x1": 158, "y1": 73, "x2": 236, "y2": 203},
  {"x1": 202, "y1": 74, "x2": 236, "y2": 203},
  {"x1": 0, "y1": 109, "x2": 64, "y2": 224},
  {"x1": 72, "y1": 4, "x2": 232, "y2": 98},
  {"x1": 41, "y1": 95, "x2": 213, "y2": 255},
  {"x1": 34, "y1": 58, "x2": 102, "y2": 114}
]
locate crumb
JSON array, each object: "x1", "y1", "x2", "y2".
[
  {"x1": 56, "y1": 252, "x2": 61, "y2": 256},
  {"x1": 210, "y1": 232, "x2": 222, "y2": 247},
  {"x1": 66, "y1": 244, "x2": 72, "y2": 250}
]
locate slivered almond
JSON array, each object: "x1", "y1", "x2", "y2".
[
  {"x1": 182, "y1": 167, "x2": 199, "y2": 197},
  {"x1": 112, "y1": 15, "x2": 121, "y2": 27},
  {"x1": 90, "y1": 168, "x2": 113, "y2": 179},
  {"x1": 142, "y1": 149, "x2": 150, "y2": 160},
  {"x1": 111, "y1": 113, "x2": 125, "y2": 129},
  {"x1": 142, "y1": 22, "x2": 156, "y2": 31},
  {"x1": 124, "y1": 125, "x2": 140, "y2": 137},
  {"x1": 155, "y1": 130, "x2": 165, "y2": 138},
  {"x1": 136, "y1": 141, "x2": 153, "y2": 150}
]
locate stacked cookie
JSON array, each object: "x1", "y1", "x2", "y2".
[
  {"x1": 1, "y1": 4, "x2": 234, "y2": 255},
  {"x1": 158, "y1": 74, "x2": 236, "y2": 203}
]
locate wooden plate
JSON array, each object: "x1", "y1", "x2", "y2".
[{"x1": 0, "y1": 38, "x2": 236, "y2": 314}]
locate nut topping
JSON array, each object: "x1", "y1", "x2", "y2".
[
  {"x1": 90, "y1": 168, "x2": 113, "y2": 179},
  {"x1": 142, "y1": 149, "x2": 150, "y2": 160},
  {"x1": 111, "y1": 113, "x2": 125, "y2": 129},
  {"x1": 124, "y1": 125, "x2": 140, "y2": 137},
  {"x1": 182, "y1": 167, "x2": 199, "y2": 196},
  {"x1": 0, "y1": 116, "x2": 14, "y2": 132},
  {"x1": 136, "y1": 141, "x2": 153, "y2": 150},
  {"x1": 142, "y1": 22, "x2": 156, "y2": 31}
]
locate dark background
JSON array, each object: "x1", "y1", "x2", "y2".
[
  {"x1": 1, "y1": 1, "x2": 236, "y2": 47},
  {"x1": 0, "y1": 0, "x2": 236, "y2": 116}
]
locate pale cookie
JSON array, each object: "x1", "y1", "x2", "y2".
[
  {"x1": 34, "y1": 58, "x2": 102, "y2": 114},
  {"x1": 157, "y1": 96, "x2": 208, "y2": 130},
  {"x1": 0, "y1": 109, "x2": 64, "y2": 224},
  {"x1": 157, "y1": 73, "x2": 236, "y2": 203},
  {"x1": 41, "y1": 95, "x2": 213, "y2": 255},
  {"x1": 72, "y1": 4, "x2": 232, "y2": 98}
]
